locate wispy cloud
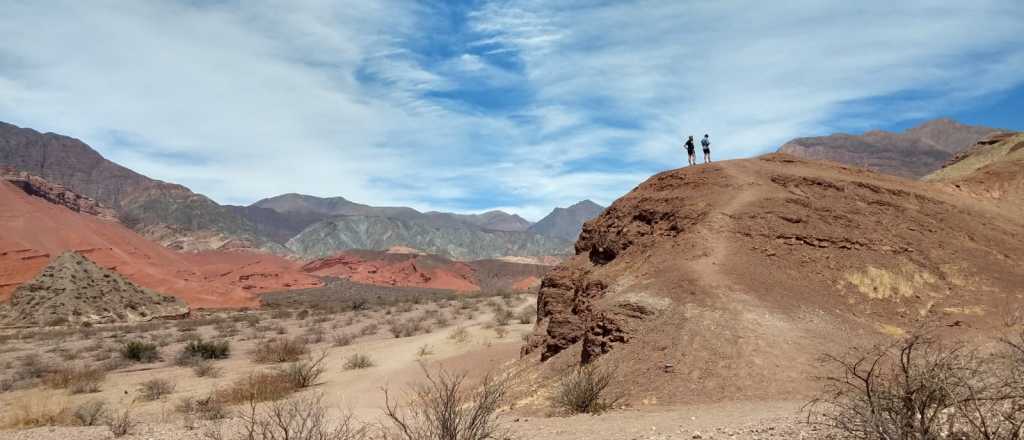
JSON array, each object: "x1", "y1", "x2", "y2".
[{"x1": 0, "y1": 1, "x2": 1022, "y2": 219}]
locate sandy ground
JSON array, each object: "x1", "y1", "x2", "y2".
[{"x1": 0, "y1": 293, "x2": 821, "y2": 440}]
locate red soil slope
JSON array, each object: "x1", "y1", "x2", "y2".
[
  {"x1": 302, "y1": 249, "x2": 551, "y2": 292},
  {"x1": 0, "y1": 181, "x2": 320, "y2": 307}
]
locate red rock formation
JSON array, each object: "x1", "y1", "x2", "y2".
[
  {"x1": 2, "y1": 168, "x2": 117, "y2": 220},
  {"x1": 0, "y1": 179, "x2": 321, "y2": 307}
]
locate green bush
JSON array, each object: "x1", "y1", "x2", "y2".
[
  {"x1": 120, "y1": 341, "x2": 159, "y2": 363},
  {"x1": 182, "y1": 339, "x2": 230, "y2": 360}
]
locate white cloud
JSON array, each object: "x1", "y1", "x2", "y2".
[
  {"x1": 0, "y1": 1, "x2": 1021, "y2": 221},
  {"x1": 471, "y1": 0, "x2": 1024, "y2": 161}
]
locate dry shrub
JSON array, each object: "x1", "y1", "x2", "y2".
[
  {"x1": 14, "y1": 353, "x2": 53, "y2": 382},
  {"x1": 43, "y1": 365, "x2": 107, "y2": 394},
  {"x1": 331, "y1": 332, "x2": 355, "y2": 347},
  {"x1": 552, "y1": 363, "x2": 622, "y2": 414},
  {"x1": 191, "y1": 359, "x2": 223, "y2": 378},
  {"x1": 108, "y1": 404, "x2": 135, "y2": 437},
  {"x1": 344, "y1": 353, "x2": 374, "y2": 370},
  {"x1": 251, "y1": 337, "x2": 309, "y2": 363},
  {"x1": 237, "y1": 393, "x2": 365, "y2": 440},
  {"x1": 807, "y1": 332, "x2": 1024, "y2": 440},
  {"x1": 217, "y1": 371, "x2": 297, "y2": 405},
  {"x1": 448, "y1": 327, "x2": 470, "y2": 344},
  {"x1": 138, "y1": 378, "x2": 176, "y2": 401},
  {"x1": 176, "y1": 393, "x2": 228, "y2": 421},
  {"x1": 1, "y1": 395, "x2": 72, "y2": 429},
  {"x1": 516, "y1": 307, "x2": 536, "y2": 325},
  {"x1": 492, "y1": 307, "x2": 513, "y2": 327},
  {"x1": 386, "y1": 316, "x2": 430, "y2": 338},
  {"x1": 276, "y1": 351, "x2": 328, "y2": 389},
  {"x1": 303, "y1": 326, "x2": 326, "y2": 344},
  {"x1": 359, "y1": 323, "x2": 380, "y2": 336},
  {"x1": 416, "y1": 345, "x2": 434, "y2": 358},
  {"x1": 383, "y1": 367, "x2": 508, "y2": 440},
  {"x1": 72, "y1": 399, "x2": 108, "y2": 426}
]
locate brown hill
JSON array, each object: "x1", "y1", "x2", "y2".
[
  {"x1": 0, "y1": 252, "x2": 189, "y2": 326},
  {"x1": 924, "y1": 132, "x2": 1024, "y2": 216},
  {"x1": 301, "y1": 249, "x2": 551, "y2": 292},
  {"x1": 0, "y1": 121, "x2": 276, "y2": 252},
  {"x1": 778, "y1": 118, "x2": 1003, "y2": 178},
  {"x1": 521, "y1": 154, "x2": 1024, "y2": 405},
  {"x1": 0, "y1": 178, "x2": 320, "y2": 308}
]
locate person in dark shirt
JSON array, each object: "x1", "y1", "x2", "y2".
[
  {"x1": 684, "y1": 136, "x2": 696, "y2": 166},
  {"x1": 701, "y1": 134, "x2": 711, "y2": 163}
]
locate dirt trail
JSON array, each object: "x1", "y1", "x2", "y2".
[{"x1": 688, "y1": 161, "x2": 765, "y2": 290}]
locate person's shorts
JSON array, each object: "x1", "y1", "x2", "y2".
[
  {"x1": 702, "y1": 148, "x2": 710, "y2": 154},
  {"x1": 687, "y1": 148, "x2": 695, "y2": 155}
]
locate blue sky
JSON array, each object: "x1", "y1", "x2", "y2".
[{"x1": 0, "y1": 1, "x2": 1022, "y2": 220}]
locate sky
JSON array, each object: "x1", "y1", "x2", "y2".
[{"x1": 0, "y1": 1, "x2": 1022, "y2": 221}]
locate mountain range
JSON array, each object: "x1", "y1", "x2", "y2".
[
  {"x1": 0, "y1": 121, "x2": 603, "y2": 260},
  {"x1": 778, "y1": 118, "x2": 1004, "y2": 178}
]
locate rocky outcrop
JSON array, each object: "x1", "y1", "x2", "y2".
[
  {"x1": 1, "y1": 168, "x2": 117, "y2": 220},
  {"x1": 925, "y1": 131, "x2": 1024, "y2": 215},
  {"x1": 286, "y1": 215, "x2": 571, "y2": 261},
  {"x1": 0, "y1": 252, "x2": 189, "y2": 326},
  {"x1": 778, "y1": 118, "x2": 1003, "y2": 179},
  {"x1": 528, "y1": 200, "x2": 605, "y2": 241},
  {"x1": 521, "y1": 154, "x2": 1024, "y2": 404}
]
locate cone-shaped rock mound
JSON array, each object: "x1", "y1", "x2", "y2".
[{"x1": 0, "y1": 252, "x2": 189, "y2": 326}]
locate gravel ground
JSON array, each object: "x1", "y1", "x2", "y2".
[{"x1": 0, "y1": 400, "x2": 838, "y2": 440}]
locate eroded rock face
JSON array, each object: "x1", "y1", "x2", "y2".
[{"x1": 1, "y1": 168, "x2": 117, "y2": 220}]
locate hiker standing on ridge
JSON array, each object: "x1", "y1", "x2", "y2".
[
  {"x1": 684, "y1": 136, "x2": 696, "y2": 166},
  {"x1": 701, "y1": 134, "x2": 712, "y2": 163}
]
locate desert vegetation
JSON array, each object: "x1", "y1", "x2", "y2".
[
  {"x1": 807, "y1": 331, "x2": 1024, "y2": 440},
  {"x1": 0, "y1": 290, "x2": 538, "y2": 437},
  {"x1": 552, "y1": 364, "x2": 622, "y2": 415},
  {"x1": 383, "y1": 367, "x2": 510, "y2": 440}
]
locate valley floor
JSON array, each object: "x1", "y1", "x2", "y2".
[{"x1": 0, "y1": 292, "x2": 820, "y2": 440}]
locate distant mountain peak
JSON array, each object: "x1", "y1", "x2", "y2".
[{"x1": 528, "y1": 200, "x2": 605, "y2": 241}]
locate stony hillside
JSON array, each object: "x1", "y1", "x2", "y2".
[
  {"x1": 0, "y1": 121, "x2": 277, "y2": 252},
  {"x1": 527, "y1": 200, "x2": 605, "y2": 240},
  {"x1": 925, "y1": 131, "x2": 1024, "y2": 215},
  {"x1": 778, "y1": 118, "x2": 1002, "y2": 178},
  {"x1": 520, "y1": 154, "x2": 1024, "y2": 405},
  {"x1": 286, "y1": 215, "x2": 571, "y2": 261},
  {"x1": 0, "y1": 252, "x2": 189, "y2": 325}
]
